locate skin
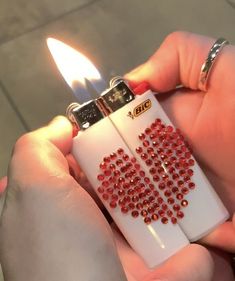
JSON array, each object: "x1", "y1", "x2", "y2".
[{"x1": 0, "y1": 31, "x2": 234, "y2": 281}]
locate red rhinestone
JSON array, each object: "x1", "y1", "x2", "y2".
[
  {"x1": 104, "y1": 170, "x2": 111, "y2": 176},
  {"x1": 141, "y1": 153, "x2": 148, "y2": 160},
  {"x1": 145, "y1": 128, "x2": 151, "y2": 135},
  {"x1": 138, "y1": 133, "x2": 145, "y2": 140},
  {"x1": 143, "y1": 140, "x2": 150, "y2": 147},
  {"x1": 116, "y1": 159, "x2": 123, "y2": 166},
  {"x1": 97, "y1": 174, "x2": 104, "y2": 181},
  {"x1": 151, "y1": 153, "x2": 158, "y2": 160},
  {"x1": 138, "y1": 170, "x2": 145, "y2": 177},
  {"x1": 136, "y1": 203, "x2": 143, "y2": 209},
  {"x1": 145, "y1": 188, "x2": 151, "y2": 196},
  {"x1": 102, "y1": 193, "x2": 109, "y2": 200},
  {"x1": 181, "y1": 200, "x2": 188, "y2": 207},
  {"x1": 179, "y1": 170, "x2": 186, "y2": 176},
  {"x1": 131, "y1": 157, "x2": 137, "y2": 164},
  {"x1": 148, "y1": 196, "x2": 155, "y2": 202},
  {"x1": 117, "y1": 148, "x2": 124, "y2": 155},
  {"x1": 162, "y1": 203, "x2": 168, "y2": 210},
  {"x1": 160, "y1": 154, "x2": 167, "y2": 160},
  {"x1": 144, "y1": 217, "x2": 151, "y2": 224},
  {"x1": 172, "y1": 187, "x2": 179, "y2": 193},
  {"x1": 166, "y1": 125, "x2": 174, "y2": 132},
  {"x1": 167, "y1": 210, "x2": 173, "y2": 217},
  {"x1": 97, "y1": 187, "x2": 104, "y2": 193},
  {"x1": 112, "y1": 194, "x2": 118, "y2": 201},
  {"x1": 153, "y1": 175, "x2": 160, "y2": 182},
  {"x1": 102, "y1": 181, "x2": 109, "y2": 187},
  {"x1": 188, "y1": 182, "x2": 195, "y2": 189},
  {"x1": 161, "y1": 173, "x2": 169, "y2": 180},
  {"x1": 107, "y1": 188, "x2": 113, "y2": 194},
  {"x1": 134, "y1": 163, "x2": 141, "y2": 170},
  {"x1": 182, "y1": 187, "x2": 189, "y2": 194},
  {"x1": 177, "y1": 211, "x2": 184, "y2": 218},
  {"x1": 118, "y1": 177, "x2": 125, "y2": 183},
  {"x1": 166, "y1": 149, "x2": 173, "y2": 156},
  {"x1": 167, "y1": 197, "x2": 175, "y2": 204},
  {"x1": 157, "y1": 148, "x2": 164, "y2": 154},
  {"x1": 183, "y1": 162, "x2": 189, "y2": 169},
  {"x1": 168, "y1": 167, "x2": 176, "y2": 174},
  {"x1": 171, "y1": 217, "x2": 177, "y2": 224},
  {"x1": 184, "y1": 175, "x2": 190, "y2": 182},
  {"x1": 123, "y1": 182, "x2": 130, "y2": 189},
  {"x1": 147, "y1": 147, "x2": 154, "y2": 153},
  {"x1": 146, "y1": 159, "x2": 153, "y2": 166},
  {"x1": 181, "y1": 145, "x2": 187, "y2": 152},
  {"x1": 176, "y1": 149, "x2": 183, "y2": 156},
  {"x1": 118, "y1": 189, "x2": 125, "y2": 196},
  {"x1": 177, "y1": 180, "x2": 184, "y2": 187},
  {"x1": 164, "y1": 189, "x2": 172, "y2": 197},
  {"x1": 110, "y1": 201, "x2": 117, "y2": 208},
  {"x1": 151, "y1": 214, "x2": 159, "y2": 221},
  {"x1": 132, "y1": 196, "x2": 139, "y2": 202},
  {"x1": 127, "y1": 189, "x2": 135, "y2": 195},
  {"x1": 149, "y1": 184, "x2": 155, "y2": 190},
  {"x1": 114, "y1": 170, "x2": 121, "y2": 177},
  {"x1": 155, "y1": 118, "x2": 162, "y2": 124},
  {"x1": 172, "y1": 173, "x2": 179, "y2": 180},
  {"x1": 120, "y1": 166, "x2": 127, "y2": 173},
  {"x1": 170, "y1": 156, "x2": 177, "y2": 163},
  {"x1": 110, "y1": 152, "x2": 117, "y2": 160},
  {"x1": 121, "y1": 206, "x2": 129, "y2": 213},
  {"x1": 136, "y1": 147, "x2": 143, "y2": 154},
  {"x1": 157, "y1": 197, "x2": 163, "y2": 204},
  {"x1": 103, "y1": 156, "x2": 111, "y2": 163},
  {"x1": 159, "y1": 182, "x2": 166, "y2": 190},
  {"x1": 154, "y1": 161, "x2": 161, "y2": 167},
  {"x1": 143, "y1": 199, "x2": 149, "y2": 206},
  {"x1": 118, "y1": 199, "x2": 125, "y2": 206},
  {"x1": 110, "y1": 164, "x2": 116, "y2": 171},
  {"x1": 167, "y1": 180, "x2": 173, "y2": 187},
  {"x1": 185, "y1": 152, "x2": 191, "y2": 159},
  {"x1": 124, "y1": 196, "x2": 131, "y2": 203},
  {"x1": 139, "y1": 192, "x2": 146, "y2": 199},
  {"x1": 176, "y1": 193, "x2": 183, "y2": 200},
  {"x1": 161, "y1": 217, "x2": 168, "y2": 224},
  {"x1": 158, "y1": 167, "x2": 164, "y2": 174},
  {"x1": 141, "y1": 210, "x2": 148, "y2": 217},
  {"x1": 123, "y1": 154, "x2": 130, "y2": 161},
  {"x1": 150, "y1": 133, "x2": 157, "y2": 139},
  {"x1": 152, "y1": 141, "x2": 158, "y2": 147},
  {"x1": 99, "y1": 162, "x2": 107, "y2": 170},
  {"x1": 153, "y1": 190, "x2": 159, "y2": 197},
  {"x1": 175, "y1": 162, "x2": 180, "y2": 169},
  {"x1": 129, "y1": 202, "x2": 135, "y2": 210},
  {"x1": 132, "y1": 210, "x2": 139, "y2": 217},
  {"x1": 148, "y1": 206, "x2": 155, "y2": 213},
  {"x1": 187, "y1": 169, "x2": 194, "y2": 176},
  {"x1": 149, "y1": 168, "x2": 156, "y2": 175},
  {"x1": 176, "y1": 139, "x2": 183, "y2": 146},
  {"x1": 114, "y1": 183, "x2": 121, "y2": 190},
  {"x1": 163, "y1": 141, "x2": 170, "y2": 148},
  {"x1": 144, "y1": 177, "x2": 151, "y2": 184},
  {"x1": 188, "y1": 159, "x2": 195, "y2": 166},
  {"x1": 151, "y1": 122, "x2": 157, "y2": 129},
  {"x1": 173, "y1": 204, "x2": 181, "y2": 211},
  {"x1": 153, "y1": 203, "x2": 160, "y2": 210}
]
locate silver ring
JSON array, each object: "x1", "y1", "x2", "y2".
[{"x1": 199, "y1": 38, "x2": 229, "y2": 91}]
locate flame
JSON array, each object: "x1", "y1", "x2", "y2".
[{"x1": 47, "y1": 38, "x2": 102, "y2": 89}]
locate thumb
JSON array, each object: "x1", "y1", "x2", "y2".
[
  {"x1": 125, "y1": 31, "x2": 217, "y2": 92},
  {"x1": 144, "y1": 245, "x2": 214, "y2": 281}
]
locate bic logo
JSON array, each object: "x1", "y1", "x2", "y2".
[{"x1": 127, "y1": 99, "x2": 152, "y2": 119}]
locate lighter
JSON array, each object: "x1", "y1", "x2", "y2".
[{"x1": 47, "y1": 38, "x2": 229, "y2": 268}]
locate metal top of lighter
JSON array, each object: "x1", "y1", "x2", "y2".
[{"x1": 66, "y1": 80, "x2": 135, "y2": 131}]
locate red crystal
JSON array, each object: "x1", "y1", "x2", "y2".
[
  {"x1": 151, "y1": 214, "x2": 159, "y2": 221},
  {"x1": 141, "y1": 210, "x2": 148, "y2": 217},
  {"x1": 171, "y1": 217, "x2": 177, "y2": 224},
  {"x1": 99, "y1": 162, "x2": 107, "y2": 170},
  {"x1": 136, "y1": 147, "x2": 143, "y2": 154},
  {"x1": 128, "y1": 202, "x2": 135, "y2": 210},
  {"x1": 123, "y1": 154, "x2": 129, "y2": 161},
  {"x1": 182, "y1": 187, "x2": 189, "y2": 194},
  {"x1": 144, "y1": 217, "x2": 151, "y2": 224},
  {"x1": 153, "y1": 175, "x2": 160, "y2": 182},
  {"x1": 145, "y1": 128, "x2": 151, "y2": 135},
  {"x1": 141, "y1": 153, "x2": 148, "y2": 160},
  {"x1": 102, "y1": 193, "x2": 109, "y2": 200},
  {"x1": 110, "y1": 201, "x2": 117, "y2": 208},
  {"x1": 121, "y1": 206, "x2": 128, "y2": 213},
  {"x1": 173, "y1": 204, "x2": 181, "y2": 211},
  {"x1": 117, "y1": 148, "x2": 124, "y2": 155},
  {"x1": 188, "y1": 182, "x2": 195, "y2": 189},
  {"x1": 167, "y1": 197, "x2": 175, "y2": 204},
  {"x1": 136, "y1": 203, "x2": 143, "y2": 210},
  {"x1": 181, "y1": 200, "x2": 188, "y2": 207},
  {"x1": 97, "y1": 174, "x2": 104, "y2": 181},
  {"x1": 177, "y1": 211, "x2": 184, "y2": 218},
  {"x1": 132, "y1": 210, "x2": 139, "y2": 217},
  {"x1": 138, "y1": 133, "x2": 145, "y2": 140},
  {"x1": 97, "y1": 187, "x2": 104, "y2": 193},
  {"x1": 143, "y1": 140, "x2": 150, "y2": 147},
  {"x1": 187, "y1": 169, "x2": 194, "y2": 176},
  {"x1": 176, "y1": 193, "x2": 183, "y2": 200},
  {"x1": 103, "y1": 156, "x2": 111, "y2": 163},
  {"x1": 110, "y1": 152, "x2": 117, "y2": 160},
  {"x1": 161, "y1": 217, "x2": 168, "y2": 224}
]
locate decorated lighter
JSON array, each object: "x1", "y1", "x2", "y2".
[{"x1": 47, "y1": 38, "x2": 229, "y2": 268}]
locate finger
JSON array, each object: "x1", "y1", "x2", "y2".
[
  {"x1": 125, "y1": 31, "x2": 231, "y2": 92},
  {"x1": 113, "y1": 227, "x2": 214, "y2": 281},
  {"x1": 200, "y1": 221, "x2": 235, "y2": 253},
  {"x1": 0, "y1": 176, "x2": 7, "y2": 195},
  {"x1": 9, "y1": 116, "x2": 73, "y2": 186}
]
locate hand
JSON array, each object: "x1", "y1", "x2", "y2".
[
  {"x1": 125, "y1": 31, "x2": 235, "y2": 279},
  {"x1": 0, "y1": 117, "x2": 127, "y2": 281}
]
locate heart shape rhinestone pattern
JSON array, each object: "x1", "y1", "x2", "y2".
[{"x1": 97, "y1": 118, "x2": 196, "y2": 225}]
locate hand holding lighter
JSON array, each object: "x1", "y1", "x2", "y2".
[
  {"x1": 47, "y1": 38, "x2": 228, "y2": 268},
  {"x1": 67, "y1": 79, "x2": 228, "y2": 268}
]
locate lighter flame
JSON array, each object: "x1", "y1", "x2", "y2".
[{"x1": 47, "y1": 38, "x2": 102, "y2": 88}]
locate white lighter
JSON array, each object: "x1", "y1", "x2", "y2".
[{"x1": 47, "y1": 38, "x2": 229, "y2": 268}]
